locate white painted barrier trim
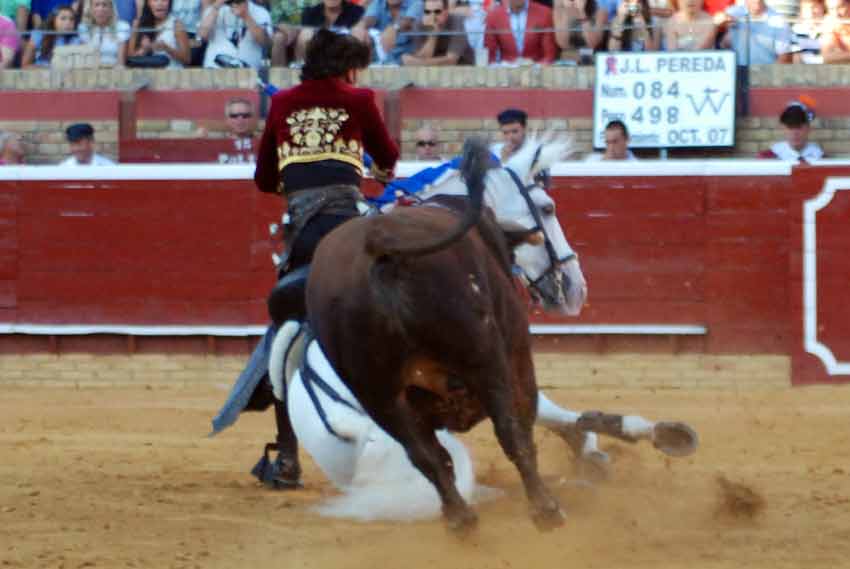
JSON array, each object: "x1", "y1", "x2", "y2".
[
  {"x1": 0, "y1": 323, "x2": 706, "y2": 336},
  {"x1": 802, "y1": 177, "x2": 850, "y2": 375},
  {"x1": 0, "y1": 160, "x2": 791, "y2": 182}
]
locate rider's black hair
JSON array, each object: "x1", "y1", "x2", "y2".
[
  {"x1": 300, "y1": 29, "x2": 371, "y2": 81},
  {"x1": 497, "y1": 108, "x2": 528, "y2": 127}
]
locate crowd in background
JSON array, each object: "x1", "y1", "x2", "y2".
[{"x1": 1, "y1": 0, "x2": 850, "y2": 69}]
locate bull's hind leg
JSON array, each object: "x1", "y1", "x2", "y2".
[
  {"x1": 377, "y1": 399, "x2": 478, "y2": 535},
  {"x1": 478, "y1": 357, "x2": 564, "y2": 531}
]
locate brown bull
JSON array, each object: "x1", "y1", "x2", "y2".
[{"x1": 304, "y1": 139, "x2": 564, "y2": 533}]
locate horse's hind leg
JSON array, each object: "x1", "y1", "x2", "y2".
[{"x1": 376, "y1": 400, "x2": 478, "y2": 535}]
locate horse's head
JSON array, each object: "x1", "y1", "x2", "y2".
[{"x1": 486, "y1": 135, "x2": 587, "y2": 316}]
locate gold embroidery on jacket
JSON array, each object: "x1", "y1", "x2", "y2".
[{"x1": 277, "y1": 106, "x2": 363, "y2": 172}]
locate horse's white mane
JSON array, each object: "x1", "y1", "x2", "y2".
[{"x1": 503, "y1": 133, "x2": 574, "y2": 182}]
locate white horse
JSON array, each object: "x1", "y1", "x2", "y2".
[{"x1": 269, "y1": 137, "x2": 698, "y2": 521}]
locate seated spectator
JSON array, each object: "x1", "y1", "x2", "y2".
[
  {"x1": 758, "y1": 100, "x2": 824, "y2": 162},
  {"x1": 413, "y1": 124, "x2": 443, "y2": 160},
  {"x1": 268, "y1": 0, "x2": 318, "y2": 67},
  {"x1": 401, "y1": 0, "x2": 472, "y2": 65},
  {"x1": 351, "y1": 0, "x2": 422, "y2": 64},
  {"x1": 1, "y1": 0, "x2": 28, "y2": 34},
  {"x1": 664, "y1": 0, "x2": 716, "y2": 49},
  {"x1": 129, "y1": 0, "x2": 191, "y2": 67},
  {"x1": 492, "y1": 108, "x2": 528, "y2": 162},
  {"x1": 715, "y1": 0, "x2": 792, "y2": 64},
  {"x1": 199, "y1": 0, "x2": 270, "y2": 68},
  {"x1": 60, "y1": 123, "x2": 116, "y2": 166},
  {"x1": 217, "y1": 96, "x2": 258, "y2": 163},
  {"x1": 485, "y1": 0, "x2": 558, "y2": 64},
  {"x1": 22, "y1": 5, "x2": 82, "y2": 67},
  {"x1": 585, "y1": 120, "x2": 637, "y2": 161},
  {"x1": 607, "y1": 0, "x2": 662, "y2": 51},
  {"x1": 78, "y1": 0, "x2": 131, "y2": 66},
  {"x1": 553, "y1": 0, "x2": 607, "y2": 64},
  {"x1": 0, "y1": 14, "x2": 17, "y2": 68},
  {"x1": 170, "y1": 0, "x2": 202, "y2": 33},
  {"x1": 792, "y1": 0, "x2": 825, "y2": 62},
  {"x1": 820, "y1": 0, "x2": 850, "y2": 63},
  {"x1": 272, "y1": 0, "x2": 363, "y2": 66},
  {"x1": 0, "y1": 131, "x2": 25, "y2": 165}
]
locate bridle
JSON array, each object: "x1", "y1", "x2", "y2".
[{"x1": 503, "y1": 164, "x2": 574, "y2": 307}]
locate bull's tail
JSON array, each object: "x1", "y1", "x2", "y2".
[{"x1": 364, "y1": 136, "x2": 490, "y2": 259}]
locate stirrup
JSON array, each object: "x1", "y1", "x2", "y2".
[{"x1": 251, "y1": 442, "x2": 303, "y2": 490}]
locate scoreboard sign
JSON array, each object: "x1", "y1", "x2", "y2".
[{"x1": 593, "y1": 50, "x2": 737, "y2": 149}]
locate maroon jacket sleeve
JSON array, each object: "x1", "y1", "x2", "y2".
[
  {"x1": 254, "y1": 94, "x2": 283, "y2": 194},
  {"x1": 357, "y1": 89, "x2": 400, "y2": 183}
]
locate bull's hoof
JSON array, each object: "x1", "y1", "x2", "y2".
[
  {"x1": 531, "y1": 502, "x2": 566, "y2": 532},
  {"x1": 251, "y1": 452, "x2": 303, "y2": 490},
  {"x1": 576, "y1": 450, "x2": 610, "y2": 482},
  {"x1": 652, "y1": 422, "x2": 699, "y2": 457},
  {"x1": 445, "y1": 508, "x2": 479, "y2": 538}
]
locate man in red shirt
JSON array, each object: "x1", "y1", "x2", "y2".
[{"x1": 484, "y1": 0, "x2": 558, "y2": 63}]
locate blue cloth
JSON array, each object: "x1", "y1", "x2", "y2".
[
  {"x1": 210, "y1": 324, "x2": 278, "y2": 436},
  {"x1": 367, "y1": 156, "x2": 462, "y2": 206}
]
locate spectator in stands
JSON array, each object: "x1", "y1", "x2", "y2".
[
  {"x1": 492, "y1": 108, "x2": 528, "y2": 162},
  {"x1": 129, "y1": 0, "x2": 191, "y2": 67},
  {"x1": 0, "y1": 131, "x2": 25, "y2": 165},
  {"x1": 586, "y1": 120, "x2": 637, "y2": 161},
  {"x1": 21, "y1": 4, "x2": 81, "y2": 67},
  {"x1": 0, "y1": 14, "x2": 18, "y2": 67},
  {"x1": 78, "y1": 0, "x2": 130, "y2": 66},
  {"x1": 792, "y1": 0, "x2": 825, "y2": 62},
  {"x1": 199, "y1": 0, "x2": 270, "y2": 68},
  {"x1": 758, "y1": 100, "x2": 824, "y2": 162},
  {"x1": 715, "y1": 0, "x2": 792, "y2": 64},
  {"x1": 414, "y1": 124, "x2": 443, "y2": 160},
  {"x1": 665, "y1": 0, "x2": 717, "y2": 49},
  {"x1": 60, "y1": 123, "x2": 116, "y2": 166},
  {"x1": 218, "y1": 96, "x2": 258, "y2": 163},
  {"x1": 703, "y1": 0, "x2": 733, "y2": 14},
  {"x1": 401, "y1": 0, "x2": 473, "y2": 65},
  {"x1": 271, "y1": 0, "x2": 363, "y2": 66},
  {"x1": 484, "y1": 0, "x2": 557, "y2": 63},
  {"x1": 820, "y1": 0, "x2": 850, "y2": 62},
  {"x1": 553, "y1": 0, "x2": 607, "y2": 64},
  {"x1": 607, "y1": 0, "x2": 661, "y2": 51},
  {"x1": 1, "y1": 0, "x2": 28, "y2": 33},
  {"x1": 352, "y1": 0, "x2": 422, "y2": 64}
]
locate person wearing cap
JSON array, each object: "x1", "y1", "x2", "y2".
[
  {"x1": 492, "y1": 108, "x2": 527, "y2": 163},
  {"x1": 60, "y1": 123, "x2": 116, "y2": 166},
  {"x1": 757, "y1": 101, "x2": 824, "y2": 162}
]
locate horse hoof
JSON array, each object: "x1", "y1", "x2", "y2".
[
  {"x1": 652, "y1": 422, "x2": 699, "y2": 457},
  {"x1": 576, "y1": 450, "x2": 610, "y2": 482},
  {"x1": 251, "y1": 453, "x2": 303, "y2": 490},
  {"x1": 446, "y1": 509, "x2": 479, "y2": 538},
  {"x1": 531, "y1": 503, "x2": 566, "y2": 532}
]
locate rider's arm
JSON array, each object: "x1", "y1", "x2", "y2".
[
  {"x1": 254, "y1": 95, "x2": 283, "y2": 194},
  {"x1": 358, "y1": 90, "x2": 399, "y2": 183}
]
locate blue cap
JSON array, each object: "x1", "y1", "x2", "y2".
[{"x1": 66, "y1": 123, "x2": 95, "y2": 142}]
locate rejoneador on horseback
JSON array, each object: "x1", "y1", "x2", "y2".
[{"x1": 210, "y1": 28, "x2": 399, "y2": 488}]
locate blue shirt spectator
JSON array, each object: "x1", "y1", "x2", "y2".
[{"x1": 720, "y1": 0, "x2": 792, "y2": 64}]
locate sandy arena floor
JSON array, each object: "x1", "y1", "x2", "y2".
[{"x1": 1, "y1": 382, "x2": 849, "y2": 569}]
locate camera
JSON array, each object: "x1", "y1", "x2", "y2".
[{"x1": 628, "y1": 2, "x2": 640, "y2": 14}]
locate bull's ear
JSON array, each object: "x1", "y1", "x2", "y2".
[{"x1": 501, "y1": 221, "x2": 544, "y2": 249}]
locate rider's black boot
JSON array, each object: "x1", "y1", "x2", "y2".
[{"x1": 251, "y1": 398, "x2": 302, "y2": 489}]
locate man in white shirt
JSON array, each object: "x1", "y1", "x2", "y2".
[
  {"x1": 59, "y1": 123, "x2": 116, "y2": 166},
  {"x1": 585, "y1": 120, "x2": 638, "y2": 161},
  {"x1": 199, "y1": 0, "x2": 272, "y2": 70}
]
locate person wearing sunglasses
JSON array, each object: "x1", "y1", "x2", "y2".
[
  {"x1": 413, "y1": 125, "x2": 443, "y2": 160},
  {"x1": 400, "y1": 0, "x2": 473, "y2": 65},
  {"x1": 218, "y1": 96, "x2": 258, "y2": 163}
]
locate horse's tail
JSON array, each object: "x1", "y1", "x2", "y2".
[{"x1": 364, "y1": 136, "x2": 489, "y2": 259}]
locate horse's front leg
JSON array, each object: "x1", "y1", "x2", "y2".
[
  {"x1": 576, "y1": 411, "x2": 699, "y2": 458},
  {"x1": 536, "y1": 392, "x2": 610, "y2": 480},
  {"x1": 377, "y1": 397, "x2": 478, "y2": 536}
]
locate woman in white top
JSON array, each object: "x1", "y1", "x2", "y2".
[
  {"x1": 79, "y1": 0, "x2": 132, "y2": 66},
  {"x1": 607, "y1": 0, "x2": 662, "y2": 52},
  {"x1": 663, "y1": 0, "x2": 717, "y2": 50},
  {"x1": 128, "y1": 0, "x2": 190, "y2": 67}
]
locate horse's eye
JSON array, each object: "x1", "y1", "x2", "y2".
[{"x1": 540, "y1": 203, "x2": 555, "y2": 216}]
